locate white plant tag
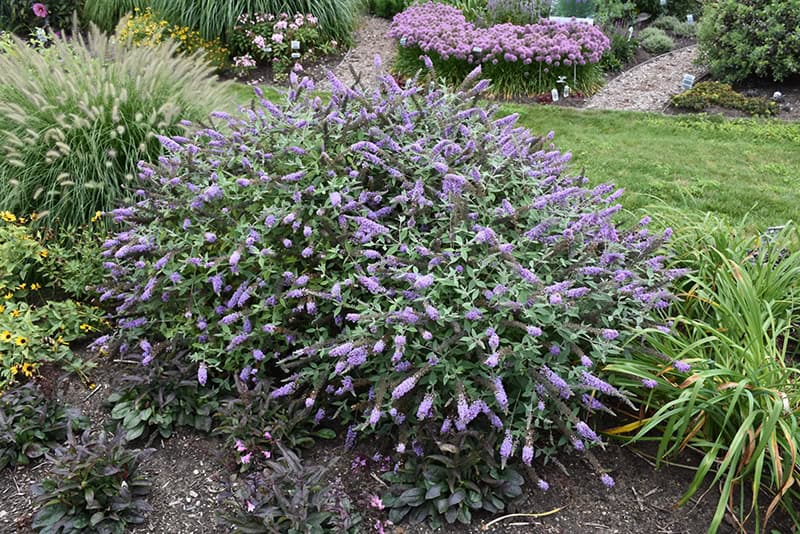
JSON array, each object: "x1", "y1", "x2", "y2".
[
  {"x1": 681, "y1": 73, "x2": 695, "y2": 90},
  {"x1": 686, "y1": 14, "x2": 694, "y2": 25},
  {"x1": 627, "y1": 26, "x2": 634, "y2": 41},
  {"x1": 551, "y1": 88, "x2": 559, "y2": 102},
  {"x1": 291, "y1": 40, "x2": 300, "y2": 50}
]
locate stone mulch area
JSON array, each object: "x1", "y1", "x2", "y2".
[{"x1": 586, "y1": 45, "x2": 706, "y2": 112}]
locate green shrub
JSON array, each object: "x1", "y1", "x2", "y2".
[
  {"x1": 671, "y1": 81, "x2": 778, "y2": 117},
  {"x1": 382, "y1": 434, "x2": 526, "y2": 527},
  {"x1": 369, "y1": 0, "x2": 408, "y2": 19},
  {"x1": 0, "y1": 27, "x2": 233, "y2": 231},
  {"x1": 31, "y1": 428, "x2": 153, "y2": 534},
  {"x1": 0, "y1": 383, "x2": 89, "y2": 470},
  {"x1": 638, "y1": 26, "x2": 673, "y2": 54},
  {"x1": 634, "y1": 0, "x2": 700, "y2": 16},
  {"x1": 105, "y1": 352, "x2": 223, "y2": 441},
  {"x1": 96, "y1": 69, "x2": 682, "y2": 489},
  {"x1": 601, "y1": 27, "x2": 639, "y2": 72},
  {"x1": 698, "y1": 0, "x2": 800, "y2": 83},
  {"x1": 82, "y1": 0, "x2": 362, "y2": 44},
  {"x1": 607, "y1": 221, "x2": 800, "y2": 533},
  {"x1": 222, "y1": 443, "x2": 361, "y2": 532},
  {"x1": 652, "y1": 15, "x2": 694, "y2": 38}
]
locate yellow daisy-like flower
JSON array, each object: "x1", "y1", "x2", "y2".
[
  {"x1": 39, "y1": 249, "x2": 48, "y2": 258},
  {"x1": 16, "y1": 283, "x2": 26, "y2": 290},
  {"x1": 9, "y1": 364, "x2": 19, "y2": 375},
  {"x1": 30, "y1": 212, "x2": 39, "y2": 221},
  {"x1": 3, "y1": 292, "x2": 12, "y2": 300},
  {"x1": 10, "y1": 310, "x2": 20, "y2": 318},
  {"x1": 0, "y1": 330, "x2": 11, "y2": 342},
  {"x1": 91, "y1": 211, "x2": 103, "y2": 223},
  {"x1": 79, "y1": 323, "x2": 92, "y2": 332},
  {"x1": 30, "y1": 283, "x2": 41, "y2": 291},
  {"x1": 21, "y1": 362, "x2": 34, "y2": 377},
  {"x1": 0, "y1": 211, "x2": 16, "y2": 223},
  {"x1": 0, "y1": 304, "x2": 4, "y2": 313},
  {"x1": 15, "y1": 336, "x2": 28, "y2": 346}
]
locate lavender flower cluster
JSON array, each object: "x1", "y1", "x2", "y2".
[
  {"x1": 389, "y1": 3, "x2": 610, "y2": 68},
  {"x1": 96, "y1": 63, "x2": 684, "y2": 487}
]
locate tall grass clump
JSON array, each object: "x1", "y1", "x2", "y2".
[
  {"x1": 82, "y1": 0, "x2": 363, "y2": 44},
  {"x1": 0, "y1": 26, "x2": 234, "y2": 230},
  {"x1": 607, "y1": 217, "x2": 800, "y2": 533}
]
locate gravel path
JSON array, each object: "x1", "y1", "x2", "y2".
[
  {"x1": 586, "y1": 46, "x2": 706, "y2": 112},
  {"x1": 321, "y1": 15, "x2": 396, "y2": 91}
]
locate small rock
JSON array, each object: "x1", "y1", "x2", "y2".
[
  {"x1": 772, "y1": 90, "x2": 784, "y2": 102},
  {"x1": 189, "y1": 490, "x2": 199, "y2": 498}
]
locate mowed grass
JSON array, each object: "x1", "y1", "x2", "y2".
[
  {"x1": 230, "y1": 83, "x2": 800, "y2": 230},
  {"x1": 506, "y1": 105, "x2": 800, "y2": 230}
]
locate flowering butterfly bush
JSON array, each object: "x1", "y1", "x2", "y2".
[
  {"x1": 96, "y1": 64, "x2": 684, "y2": 485},
  {"x1": 389, "y1": 2, "x2": 610, "y2": 97}
]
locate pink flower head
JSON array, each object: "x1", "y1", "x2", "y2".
[
  {"x1": 32, "y1": 3, "x2": 48, "y2": 18},
  {"x1": 368, "y1": 494, "x2": 385, "y2": 510}
]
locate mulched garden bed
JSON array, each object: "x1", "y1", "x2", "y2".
[{"x1": 2, "y1": 358, "x2": 794, "y2": 534}]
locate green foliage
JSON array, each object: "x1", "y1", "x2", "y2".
[
  {"x1": 382, "y1": 435, "x2": 525, "y2": 528},
  {"x1": 652, "y1": 15, "x2": 694, "y2": 38},
  {"x1": 222, "y1": 443, "x2": 361, "y2": 533},
  {"x1": 671, "y1": 81, "x2": 778, "y2": 117},
  {"x1": 634, "y1": 0, "x2": 700, "y2": 16},
  {"x1": 698, "y1": 0, "x2": 800, "y2": 83},
  {"x1": 607, "y1": 220, "x2": 800, "y2": 533},
  {"x1": 107, "y1": 353, "x2": 223, "y2": 441},
  {"x1": 594, "y1": 0, "x2": 636, "y2": 25},
  {"x1": 0, "y1": 0, "x2": 79, "y2": 33},
  {"x1": 0, "y1": 216, "x2": 107, "y2": 390},
  {"x1": 213, "y1": 380, "x2": 336, "y2": 469},
  {"x1": 368, "y1": 0, "x2": 408, "y2": 19},
  {"x1": 0, "y1": 383, "x2": 89, "y2": 470},
  {"x1": 31, "y1": 428, "x2": 153, "y2": 534},
  {"x1": 82, "y1": 0, "x2": 362, "y2": 44},
  {"x1": 38, "y1": 225, "x2": 108, "y2": 301},
  {"x1": 600, "y1": 27, "x2": 639, "y2": 72},
  {"x1": 0, "y1": 26, "x2": 233, "y2": 231},
  {"x1": 638, "y1": 26, "x2": 673, "y2": 54}
]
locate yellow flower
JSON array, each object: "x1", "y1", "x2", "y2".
[
  {"x1": 91, "y1": 211, "x2": 103, "y2": 223},
  {"x1": 79, "y1": 323, "x2": 93, "y2": 332},
  {"x1": 10, "y1": 310, "x2": 20, "y2": 318},
  {"x1": 30, "y1": 212, "x2": 39, "y2": 221},
  {"x1": 0, "y1": 330, "x2": 11, "y2": 342},
  {"x1": 0, "y1": 305, "x2": 4, "y2": 313},
  {"x1": 16, "y1": 283, "x2": 26, "y2": 290},
  {"x1": 39, "y1": 249, "x2": 48, "y2": 258},
  {"x1": 14, "y1": 336, "x2": 28, "y2": 346},
  {"x1": 3, "y1": 292, "x2": 12, "y2": 300},
  {"x1": 21, "y1": 362, "x2": 34, "y2": 377},
  {"x1": 30, "y1": 283, "x2": 41, "y2": 291},
  {"x1": 0, "y1": 211, "x2": 16, "y2": 223},
  {"x1": 9, "y1": 364, "x2": 18, "y2": 375}
]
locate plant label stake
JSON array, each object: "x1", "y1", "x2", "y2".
[
  {"x1": 686, "y1": 14, "x2": 694, "y2": 25},
  {"x1": 291, "y1": 53, "x2": 301, "y2": 59},
  {"x1": 472, "y1": 46, "x2": 482, "y2": 54},
  {"x1": 681, "y1": 73, "x2": 695, "y2": 90},
  {"x1": 627, "y1": 26, "x2": 634, "y2": 41},
  {"x1": 291, "y1": 40, "x2": 301, "y2": 50},
  {"x1": 264, "y1": 46, "x2": 272, "y2": 53},
  {"x1": 400, "y1": 37, "x2": 407, "y2": 46},
  {"x1": 660, "y1": 0, "x2": 667, "y2": 5},
  {"x1": 551, "y1": 88, "x2": 559, "y2": 102},
  {"x1": 563, "y1": 85, "x2": 570, "y2": 98}
]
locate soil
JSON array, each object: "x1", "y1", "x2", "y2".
[{"x1": 2, "y1": 355, "x2": 796, "y2": 534}]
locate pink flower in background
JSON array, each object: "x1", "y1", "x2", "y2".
[
  {"x1": 271, "y1": 33, "x2": 284, "y2": 43},
  {"x1": 32, "y1": 3, "x2": 48, "y2": 17}
]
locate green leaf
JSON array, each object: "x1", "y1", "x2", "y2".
[
  {"x1": 425, "y1": 484, "x2": 442, "y2": 500},
  {"x1": 32, "y1": 505, "x2": 67, "y2": 528},
  {"x1": 313, "y1": 428, "x2": 336, "y2": 440}
]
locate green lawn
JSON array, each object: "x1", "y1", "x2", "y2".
[
  {"x1": 505, "y1": 106, "x2": 800, "y2": 230},
  {"x1": 232, "y1": 84, "x2": 800, "y2": 230}
]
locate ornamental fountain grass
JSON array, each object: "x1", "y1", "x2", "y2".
[{"x1": 93, "y1": 63, "x2": 686, "y2": 496}]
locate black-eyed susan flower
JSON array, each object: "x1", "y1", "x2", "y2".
[
  {"x1": 39, "y1": 249, "x2": 48, "y2": 258},
  {"x1": 0, "y1": 331, "x2": 11, "y2": 342},
  {"x1": 14, "y1": 336, "x2": 28, "y2": 346},
  {"x1": 10, "y1": 310, "x2": 20, "y2": 318},
  {"x1": 21, "y1": 362, "x2": 34, "y2": 377},
  {"x1": 91, "y1": 211, "x2": 103, "y2": 223}
]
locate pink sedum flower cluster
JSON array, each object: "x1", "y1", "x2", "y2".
[{"x1": 389, "y1": 2, "x2": 609, "y2": 68}]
